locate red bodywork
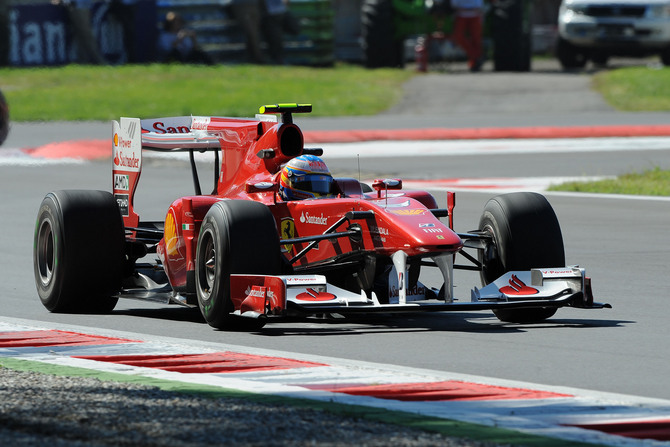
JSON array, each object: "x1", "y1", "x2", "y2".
[{"x1": 113, "y1": 106, "x2": 462, "y2": 313}]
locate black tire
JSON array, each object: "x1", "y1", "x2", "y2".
[
  {"x1": 0, "y1": 89, "x2": 8, "y2": 146},
  {"x1": 195, "y1": 200, "x2": 281, "y2": 330},
  {"x1": 478, "y1": 192, "x2": 565, "y2": 323},
  {"x1": 33, "y1": 190, "x2": 124, "y2": 313},
  {"x1": 660, "y1": 47, "x2": 670, "y2": 66},
  {"x1": 556, "y1": 37, "x2": 587, "y2": 70},
  {"x1": 590, "y1": 52, "x2": 609, "y2": 67},
  {"x1": 361, "y1": 0, "x2": 404, "y2": 68}
]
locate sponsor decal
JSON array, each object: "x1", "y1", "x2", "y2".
[
  {"x1": 182, "y1": 224, "x2": 194, "y2": 231},
  {"x1": 419, "y1": 223, "x2": 435, "y2": 228},
  {"x1": 114, "y1": 194, "x2": 129, "y2": 216},
  {"x1": 191, "y1": 117, "x2": 211, "y2": 131},
  {"x1": 300, "y1": 212, "x2": 328, "y2": 225},
  {"x1": 113, "y1": 174, "x2": 129, "y2": 191},
  {"x1": 292, "y1": 157, "x2": 328, "y2": 173},
  {"x1": 389, "y1": 209, "x2": 426, "y2": 216},
  {"x1": 113, "y1": 151, "x2": 140, "y2": 169},
  {"x1": 286, "y1": 276, "x2": 323, "y2": 284},
  {"x1": 370, "y1": 225, "x2": 389, "y2": 243},
  {"x1": 500, "y1": 275, "x2": 538, "y2": 296},
  {"x1": 307, "y1": 159, "x2": 327, "y2": 171},
  {"x1": 245, "y1": 286, "x2": 266, "y2": 298},
  {"x1": 113, "y1": 124, "x2": 137, "y2": 151},
  {"x1": 245, "y1": 286, "x2": 276, "y2": 300},
  {"x1": 280, "y1": 218, "x2": 295, "y2": 252},
  {"x1": 152, "y1": 122, "x2": 190, "y2": 134},
  {"x1": 296, "y1": 288, "x2": 336, "y2": 302},
  {"x1": 436, "y1": 235, "x2": 445, "y2": 240},
  {"x1": 539, "y1": 268, "x2": 578, "y2": 277},
  {"x1": 389, "y1": 284, "x2": 426, "y2": 299},
  {"x1": 164, "y1": 210, "x2": 182, "y2": 258},
  {"x1": 422, "y1": 228, "x2": 443, "y2": 233}
]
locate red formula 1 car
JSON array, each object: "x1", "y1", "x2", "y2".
[{"x1": 33, "y1": 104, "x2": 610, "y2": 330}]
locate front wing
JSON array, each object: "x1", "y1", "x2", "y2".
[{"x1": 229, "y1": 266, "x2": 610, "y2": 319}]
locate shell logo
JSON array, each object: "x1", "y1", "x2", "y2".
[
  {"x1": 500, "y1": 275, "x2": 538, "y2": 296},
  {"x1": 164, "y1": 211, "x2": 180, "y2": 256},
  {"x1": 113, "y1": 133, "x2": 119, "y2": 147},
  {"x1": 390, "y1": 209, "x2": 426, "y2": 216},
  {"x1": 296, "y1": 288, "x2": 336, "y2": 301}
]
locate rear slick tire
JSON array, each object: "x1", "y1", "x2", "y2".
[
  {"x1": 33, "y1": 190, "x2": 124, "y2": 313},
  {"x1": 195, "y1": 200, "x2": 281, "y2": 331},
  {"x1": 478, "y1": 192, "x2": 565, "y2": 323}
]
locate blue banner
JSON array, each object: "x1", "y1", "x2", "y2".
[{"x1": 9, "y1": 1, "x2": 156, "y2": 66}]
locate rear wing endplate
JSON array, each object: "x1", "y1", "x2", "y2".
[{"x1": 112, "y1": 118, "x2": 142, "y2": 227}]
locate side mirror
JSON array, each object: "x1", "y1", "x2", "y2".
[
  {"x1": 373, "y1": 178, "x2": 403, "y2": 198},
  {"x1": 245, "y1": 181, "x2": 278, "y2": 194}
]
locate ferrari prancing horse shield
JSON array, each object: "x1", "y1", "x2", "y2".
[{"x1": 280, "y1": 218, "x2": 295, "y2": 253}]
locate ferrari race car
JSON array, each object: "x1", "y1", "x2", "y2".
[{"x1": 33, "y1": 104, "x2": 610, "y2": 330}]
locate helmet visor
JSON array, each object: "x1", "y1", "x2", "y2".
[{"x1": 293, "y1": 175, "x2": 333, "y2": 196}]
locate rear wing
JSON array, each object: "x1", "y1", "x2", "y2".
[
  {"x1": 112, "y1": 115, "x2": 267, "y2": 227},
  {"x1": 139, "y1": 116, "x2": 222, "y2": 152},
  {"x1": 112, "y1": 107, "x2": 308, "y2": 228}
]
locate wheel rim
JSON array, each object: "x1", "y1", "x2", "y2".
[
  {"x1": 198, "y1": 231, "x2": 216, "y2": 300},
  {"x1": 480, "y1": 223, "x2": 502, "y2": 284},
  {"x1": 36, "y1": 220, "x2": 55, "y2": 287}
]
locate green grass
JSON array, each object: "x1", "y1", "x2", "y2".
[
  {"x1": 558, "y1": 66, "x2": 670, "y2": 196},
  {"x1": 593, "y1": 65, "x2": 670, "y2": 111},
  {"x1": 548, "y1": 167, "x2": 670, "y2": 196},
  {"x1": 2, "y1": 62, "x2": 669, "y2": 197},
  {"x1": 0, "y1": 64, "x2": 413, "y2": 121}
]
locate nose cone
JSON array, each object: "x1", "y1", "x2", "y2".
[{"x1": 367, "y1": 197, "x2": 463, "y2": 254}]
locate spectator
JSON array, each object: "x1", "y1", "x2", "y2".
[
  {"x1": 230, "y1": 0, "x2": 265, "y2": 63},
  {"x1": 0, "y1": 0, "x2": 8, "y2": 66},
  {"x1": 108, "y1": 0, "x2": 138, "y2": 63},
  {"x1": 53, "y1": 0, "x2": 106, "y2": 64},
  {"x1": 261, "y1": 0, "x2": 300, "y2": 65},
  {"x1": 450, "y1": 0, "x2": 484, "y2": 72},
  {"x1": 157, "y1": 11, "x2": 213, "y2": 65}
]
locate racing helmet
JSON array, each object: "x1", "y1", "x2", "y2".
[{"x1": 279, "y1": 154, "x2": 334, "y2": 200}]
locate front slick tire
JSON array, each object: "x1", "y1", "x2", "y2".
[
  {"x1": 479, "y1": 192, "x2": 565, "y2": 323},
  {"x1": 33, "y1": 190, "x2": 124, "y2": 313},
  {"x1": 196, "y1": 201, "x2": 281, "y2": 331}
]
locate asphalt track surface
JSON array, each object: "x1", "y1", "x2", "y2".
[{"x1": 2, "y1": 58, "x2": 670, "y2": 406}]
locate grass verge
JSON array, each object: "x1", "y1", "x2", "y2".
[
  {"x1": 0, "y1": 64, "x2": 413, "y2": 121},
  {"x1": 548, "y1": 167, "x2": 670, "y2": 196},
  {"x1": 593, "y1": 65, "x2": 670, "y2": 111}
]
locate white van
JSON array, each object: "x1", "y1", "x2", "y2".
[{"x1": 556, "y1": 0, "x2": 670, "y2": 68}]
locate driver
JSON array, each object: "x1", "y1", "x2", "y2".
[{"x1": 279, "y1": 154, "x2": 334, "y2": 200}]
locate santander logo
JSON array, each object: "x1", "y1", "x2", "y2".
[
  {"x1": 113, "y1": 150, "x2": 140, "y2": 169},
  {"x1": 500, "y1": 275, "x2": 539, "y2": 295},
  {"x1": 299, "y1": 212, "x2": 328, "y2": 225}
]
